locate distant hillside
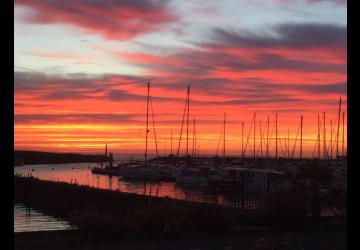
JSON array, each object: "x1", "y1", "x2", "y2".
[{"x1": 14, "y1": 150, "x2": 110, "y2": 166}]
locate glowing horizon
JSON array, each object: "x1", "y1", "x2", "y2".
[{"x1": 14, "y1": 0, "x2": 347, "y2": 157}]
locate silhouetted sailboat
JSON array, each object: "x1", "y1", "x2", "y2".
[
  {"x1": 91, "y1": 145, "x2": 118, "y2": 175},
  {"x1": 175, "y1": 85, "x2": 208, "y2": 186},
  {"x1": 119, "y1": 83, "x2": 175, "y2": 181}
]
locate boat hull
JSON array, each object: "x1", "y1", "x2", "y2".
[
  {"x1": 119, "y1": 168, "x2": 162, "y2": 181},
  {"x1": 91, "y1": 168, "x2": 120, "y2": 176}
]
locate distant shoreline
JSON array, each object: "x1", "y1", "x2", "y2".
[{"x1": 14, "y1": 150, "x2": 110, "y2": 166}]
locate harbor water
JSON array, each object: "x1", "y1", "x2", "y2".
[
  {"x1": 14, "y1": 162, "x2": 263, "y2": 206},
  {"x1": 14, "y1": 203, "x2": 75, "y2": 233}
]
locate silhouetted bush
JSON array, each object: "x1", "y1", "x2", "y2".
[
  {"x1": 127, "y1": 204, "x2": 196, "y2": 236},
  {"x1": 69, "y1": 208, "x2": 127, "y2": 238}
]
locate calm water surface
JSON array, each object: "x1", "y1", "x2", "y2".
[
  {"x1": 14, "y1": 162, "x2": 231, "y2": 204},
  {"x1": 14, "y1": 203, "x2": 75, "y2": 232}
]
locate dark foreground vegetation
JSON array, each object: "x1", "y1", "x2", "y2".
[
  {"x1": 14, "y1": 229, "x2": 346, "y2": 250},
  {"x1": 14, "y1": 150, "x2": 109, "y2": 165},
  {"x1": 15, "y1": 176, "x2": 345, "y2": 238}
]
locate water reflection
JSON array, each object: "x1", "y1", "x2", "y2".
[
  {"x1": 14, "y1": 203, "x2": 74, "y2": 233},
  {"x1": 14, "y1": 163, "x2": 265, "y2": 208}
]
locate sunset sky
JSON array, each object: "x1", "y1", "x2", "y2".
[{"x1": 14, "y1": 0, "x2": 347, "y2": 158}]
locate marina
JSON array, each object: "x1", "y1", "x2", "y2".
[
  {"x1": 11, "y1": 1, "x2": 348, "y2": 249},
  {"x1": 14, "y1": 155, "x2": 346, "y2": 215},
  {"x1": 14, "y1": 162, "x2": 277, "y2": 207}
]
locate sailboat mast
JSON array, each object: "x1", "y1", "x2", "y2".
[
  {"x1": 253, "y1": 113, "x2": 256, "y2": 158},
  {"x1": 186, "y1": 85, "x2": 190, "y2": 156},
  {"x1": 192, "y1": 118, "x2": 195, "y2": 157},
  {"x1": 149, "y1": 88, "x2": 159, "y2": 158},
  {"x1": 300, "y1": 115, "x2": 303, "y2": 159},
  {"x1": 260, "y1": 121, "x2": 263, "y2": 158},
  {"x1": 241, "y1": 121, "x2": 244, "y2": 158},
  {"x1": 145, "y1": 82, "x2": 150, "y2": 164},
  {"x1": 275, "y1": 113, "x2": 278, "y2": 159},
  {"x1": 330, "y1": 120, "x2": 333, "y2": 159},
  {"x1": 318, "y1": 114, "x2": 320, "y2": 159},
  {"x1": 336, "y1": 97, "x2": 342, "y2": 157},
  {"x1": 342, "y1": 112, "x2": 345, "y2": 156},
  {"x1": 284, "y1": 128, "x2": 287, "y2": 158},
  {"x1": 323, "y1": 112, "x2": 326, "y2": 159},
  {"x1": 287, "y1": 128, "x2": 290, "y2": 158},
  {"x1": 195, "y1": 119, "x2": 197, "y2": 157},
  {"x1": 223, "y1": 112, "x2": 226, "y2": 158},
  {"x1": 170, "y1": 128, "x2": 173, "y2": 155},
  {"x1": 267, "y1": 116, "x2": 270, "y2": 158}
]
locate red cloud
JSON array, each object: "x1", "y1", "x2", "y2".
[{"x1": 15, "y1": 0, "x2": 178, "y2": 40}]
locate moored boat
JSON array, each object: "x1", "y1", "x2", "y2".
[
  {"x1": 119, "y1": 164, "x2": 162, "y2": 181},
  {"x1": 175, "y1": 167, "x2": 209, "y2": 187},
  {"x1": 91, "y1": 166, "x2": 120, "y2": 176},
  {"x1": 208, "y1": 167, "x2": 289, "y2": 193}
]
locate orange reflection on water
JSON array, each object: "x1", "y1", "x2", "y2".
[{"x1": 14, "y1": 163, "x2": 204, "y2": 202}]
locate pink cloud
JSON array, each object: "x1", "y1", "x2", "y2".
[{"x1": 15, "y1": 0, "x2": 178, "y2": 40}]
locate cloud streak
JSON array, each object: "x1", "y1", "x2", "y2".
[
  {"x1": 209, "y1": 23, "x2": 346, "y2": 50},
  {"x1": 15, "y1": 0, "x2": 178, "y2": 40}
]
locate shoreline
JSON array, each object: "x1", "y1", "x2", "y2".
[
  {"x1": 14, "y1": 150, "x2": 110, "y2": 166},
  {"x1": 15, "y1": 176, "x2": 345, "y2": 229}
]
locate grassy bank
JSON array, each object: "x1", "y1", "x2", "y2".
[{"x1": 14, "y1": 176, "x2": 342, "y2": 238}]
